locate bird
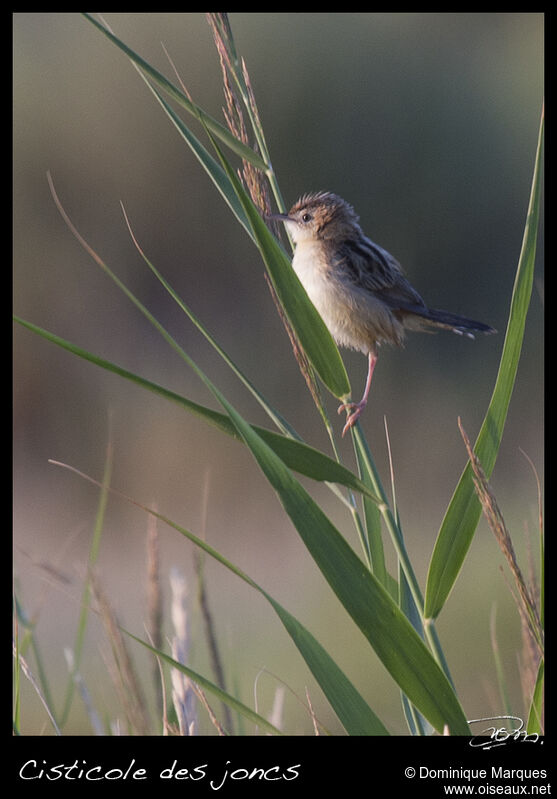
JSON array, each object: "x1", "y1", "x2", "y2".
[{"x1": 269, "y1": 191, "x2": 496, "y2": 436}]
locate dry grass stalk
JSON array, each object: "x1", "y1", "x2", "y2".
[
  {"x1": 206, "y1": 12, "x2": 271, "y2": 220},
  {"x1": 264, "y1": 273, "x2": 324, "y2": 411},
  {"x1": 145, "y1": 509, "x2": 163, "y2": 717},
  {"x1": 190, "y1": 682, "x2": 226, "y2": 735},
  {"x1": 14, "y1": 642, "x2": 61, "y2": 735},
  {"x1": 207, "y1": 14, "x2": 325, "y2": 417},
  {"x1": 305, "y1": 687, "x2": 320, "y2": 735},
  {"x1": 194, "y1": 470, "x2": 232, "y2": 733},
  {"x1": 195, "y1": 566, "x2": 234, "y2": 733},
  {"x1": 169, "y1": 568, "x2": 197, "y2": 735},
  {"x1": 458, "y1": 419, "x2": 543, "y2": 660},
  {"x1": 90, "y1": 572, "x2": 150, "y2": 735}
]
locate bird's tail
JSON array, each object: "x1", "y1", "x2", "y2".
[{"x1": 405, "y1": 307, "x2": 496, "y2": 338}]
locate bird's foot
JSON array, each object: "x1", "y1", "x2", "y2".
[{"x1": 338, "y1": 399, "x2": 367, "y2": 437}]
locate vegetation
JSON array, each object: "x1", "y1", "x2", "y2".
[{"x1": 14, "y1": 13, "x2": 543, "y2": 736}]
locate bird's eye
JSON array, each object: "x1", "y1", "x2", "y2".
[{"x1": 301, "y1": 212, "x2": 312, "y2": 223}]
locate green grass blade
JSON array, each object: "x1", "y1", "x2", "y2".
[
  {"x1": 12, "y1": 606, "x2": 21, "y2": 733},
  {"x1": 206, "y1": 130, "x2": 351, "y2": 400},
  {"x1": 425, "y1": 107, "x2": 544, "y2": 619},
  {"x1": 12, "y1": 633, "x2": 61, "y2": 736},
  {"x1": 30, "y1": 169, "x2": 461, "y2": 729},
  {"x1": 121, "y1": 206, "x2": 295, "y2": 437},
  {"x1": 263, "y1": 600, "x2": 389, "y2": 735},
  {"x1": 354, "y1": 433, "x2": 390, "y2": 592},
  {"x1": 489, "y1": 605, "x2": 513, "y2": 717},
  {"x1": 13, "y1": 317, "x2": 377, "y2": 502},
  {"x1": 214, "y1": 389, "x2": 469, "y2": 734},
  {"x1": 539, "y1": 516, "x2": 544, "y2": 629},
  {"x1": 398, "y1": 568, "x2": 434, "y2": 735},
  {"x1": 137, "y1": 79, "x2": 253, "y2": 241},
  {"x1": 125, "y1": 633, "x2": 281, "y2": 735},
  {"x1": 53, "y1": 461, "x2": 387, "y2": 735},
  {"x1": 84, "y1": 14, "x2": 349, "y2": 400},
  {"x1": 14, "y1": 596, "x2": 60, "y2": 729},
  {"x1": 526, "y1": 658, "x2": 544, "y2": 735},
  {"x1": 58, "y1": 435, "x2": 113, "y2": 727},
  {"x1": 82, "y1": 14, "x2": 268, "y2": 172}
]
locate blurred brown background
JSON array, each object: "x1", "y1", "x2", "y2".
[{"x1": 13, "y1": 13, "x2": 543, "y2": 734}]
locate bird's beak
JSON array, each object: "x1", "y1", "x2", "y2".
[{"x1": 266, "y1": 212, "x2": 291, "y2": 224}]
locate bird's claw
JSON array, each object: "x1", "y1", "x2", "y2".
[{"x1": 337, "y1": 400, "x2": 366, "y2": 437}]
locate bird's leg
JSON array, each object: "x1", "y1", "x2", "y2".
[{"x1": 338, "y1": 352, "x2": 377, "y2": 437}]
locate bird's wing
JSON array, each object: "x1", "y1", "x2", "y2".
[{"x1": 337, "y1": 236, "x2": 427, "y2": 311}]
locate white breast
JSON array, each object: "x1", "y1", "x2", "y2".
[
  {"x1": 291, "y1": 242, "x2": 360, "y2": 350},
  {"x1": 291, "y1": 240, "x2": 403, "y2": 354},
  {"x1": 291, "y1": 242, "x2": 331, "y2": 306}
]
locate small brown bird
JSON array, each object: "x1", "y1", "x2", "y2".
[{"x1": 270, "y1": 192, "x2": 496, "y2": 436}]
